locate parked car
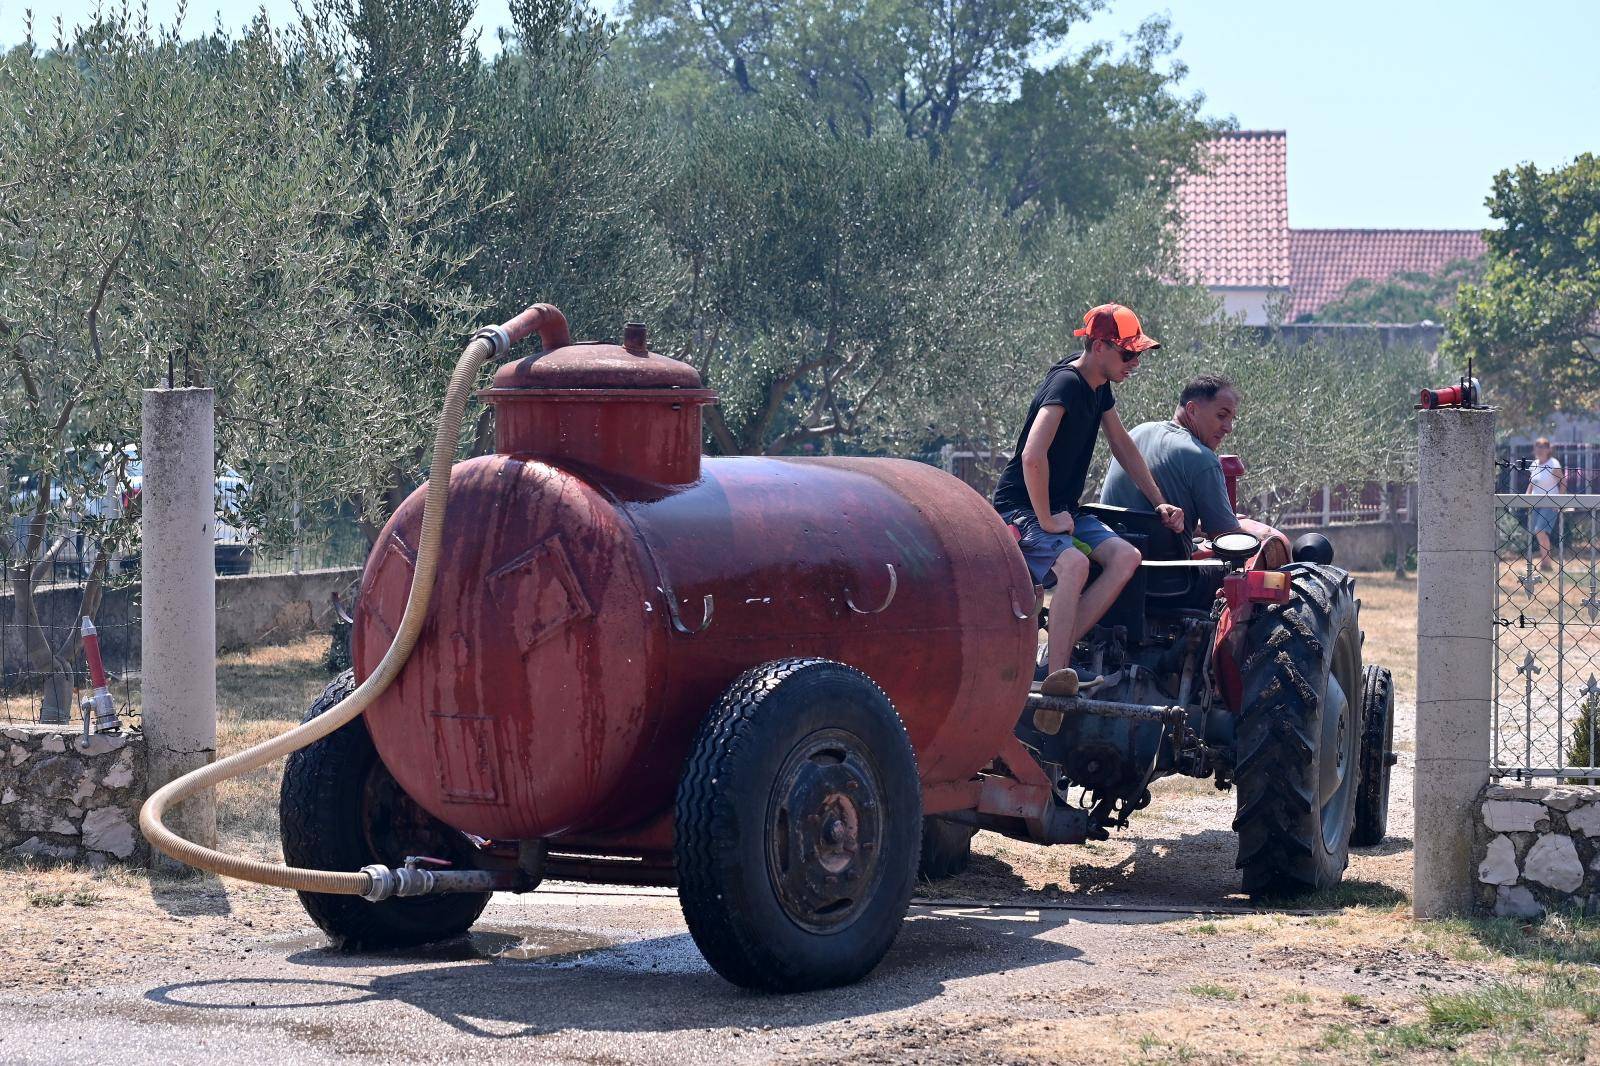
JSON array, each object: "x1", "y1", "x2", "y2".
[{"x1": 6, "y1": 446, "x2": 255, "y2": 577}]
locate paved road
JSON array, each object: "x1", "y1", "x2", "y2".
[{"x1": 0, "y1": 886, "x2": 1292, "y2": 1065}]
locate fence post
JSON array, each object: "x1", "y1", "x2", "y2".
[
  {"x1": 1413, "y1": 406, "x2": 1495, "y2": 918},
  {"x1": 141, "y1": 387, "x2": 218, "y2": 869}
]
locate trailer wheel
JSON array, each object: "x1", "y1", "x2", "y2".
[
  {"x1": 1233, "y1": 564, "x2": 1363, "y2": 900},
  {"x1": 675, "y1": 659, "x2": 921, "y2": 992},
  {"x1": 918, "y1": 817, "x2": 976, "y2": 882},
  {"x1": 1350, "y1": 665, "x2": 1395, "y2": 847},
  {"x1": 279, "y1": 670, "x2": 490, "y2": 949}
]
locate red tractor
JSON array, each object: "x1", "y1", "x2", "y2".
[{"x1": 278, "y1": 308, "x2": 1395, "y2": 992}]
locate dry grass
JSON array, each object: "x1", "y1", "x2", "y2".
[{"x1": 1349, "y1": 569, "x2": 1417, "y2": 701}]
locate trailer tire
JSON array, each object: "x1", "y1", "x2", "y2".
[
  {"x1": 1350, "y1": 665, "x2": 1395, "y2": 847},
  {"x1": 675, "y1": 659, "x2": 921, "y2": 992},
  {"x1": 279, "y1": 670, "x2": 490, "y2": 949},
  {"x1": 918, "y1": 817, "x2": 976, "y2": 882},
  {"x1": 1233, "y1": 564, "x2": 1363, "y2": 900}
]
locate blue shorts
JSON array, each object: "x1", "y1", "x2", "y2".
[
  {"x1": 1529, "y1": 507, "x2": 1558, "y2": 536},
  {"x1": 1005, "y1": 510, "x2": 1121, "y2": 587}
]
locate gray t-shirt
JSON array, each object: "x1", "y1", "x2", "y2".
[{"x1": 1099, "y1": 420, "x2": 1238, "y2": 537}]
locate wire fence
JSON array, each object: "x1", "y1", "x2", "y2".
[
  {"x1": 0, "y1": 512, "x2": 366, "y2": 725},
  {"x1": 1493, "y1": 492, "x2": 1600, "y2": 782}
]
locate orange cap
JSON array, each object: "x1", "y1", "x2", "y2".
[{"x1": 1073, "y1": 303, "x2": 1160, "y2": 353}]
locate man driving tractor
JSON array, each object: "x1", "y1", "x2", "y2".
[
  {"x1": 1100, "y1": 373, "x2": 1245, "y2": 540},
  {"x1": 991, "y1": 303, "x2": 1183, "y2": 698}
]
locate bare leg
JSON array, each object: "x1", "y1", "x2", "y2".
[
  {"x1": 1045, "y1": 550, "x2": 1089, "y2": 674},
  {"x1": 1070, "y1": 537, "x2": 1142, "y2": 646},
  {"x1": 1538, "y1": 530, "x2": 1554, "y2": 570}
]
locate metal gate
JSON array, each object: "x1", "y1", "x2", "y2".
[{"x1": 1494, "y1": 488, "x2": 1600, "y2": 780}]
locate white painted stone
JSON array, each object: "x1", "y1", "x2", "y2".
[
  {"x1": 101, "y1": 752, "x2": 134, "y2": 790},
  {"x1": 1569, "y1": 802, "x2": 1600, "y2": 837},
  {"x1": 0, "y1": 788, "x2": 14, "y2": 804},
  {"x1": 1524, "y1": 834, "x2": 1585, "y2": 893},
  {"x1": 1543, "y1": 788, "x2": 1591, "y2": 813},
  {"x1": 1483, "y1": 800, "x2": 1545, "y2": 832},
  {"x1": 1495, "y1": 884, "x2": 1544, "y2": 919},
  {"x1": 1479, "y1": 835, "x2": 1520, "y2": 885},
  {"x1": 76, "y1": 733, "x2": 127, "y2": 757},
  {"x1": 1, "y1": 728, "x2": 27, "y2": 742},
  {"x1": 81, "y1": 807, "x2": 136, "y2": 859},
  {"x1": 1485, "y1": 784, "x2": 1553, "y2": 802},
  {"x1": 8, "y1": 745, "x2": 28, "y2": 767},
  {"x1": 39, "y1": 734, "x2": 65, "y2": 754}
]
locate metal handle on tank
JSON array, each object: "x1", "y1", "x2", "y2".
[
  {"x1": 666, "y1": 591, "x2": 715, "y2": 635},
  {"x1": 845, "y1": 563, "x2": 898, "y2": 615},
  {"x1": 1010, "y1": 585, "x2": 1043, "y2": 620}
]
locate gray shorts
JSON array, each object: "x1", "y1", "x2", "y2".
[{"x1": 1004, "y1": 510, "x2": 1120, "y2": 587}]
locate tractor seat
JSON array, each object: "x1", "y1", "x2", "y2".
[{"x1": 1076, "y1": 504, "x2": 1189, "y2": 561}]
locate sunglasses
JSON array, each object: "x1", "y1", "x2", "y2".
[{"x1": 1119, "y1": 347, "x2": 1141, "y2": 363}]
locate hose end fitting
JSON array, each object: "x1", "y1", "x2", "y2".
[
  {"x1": 360, "y1": 863, "x2": 437, "y2": 902},
  {"x1": 471, "y1": 325, "x2": 512, "y2": 361}
]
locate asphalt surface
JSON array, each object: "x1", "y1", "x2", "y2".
[{"x1": 0, "y1": 884, "x2": 1275, "y2": 1065}]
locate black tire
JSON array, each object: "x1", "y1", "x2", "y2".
[
  {"x1": 918, "y1": 817, "x2": 976, "y2": 882},
  {"x1": 1232, "y1": 564, "x2": 1363, "y2": 900},
  {"x1": 675, "y1": 659, "x2": 922, "y2": 992},
  {"x1": 279, "y1": 670, "x2": 490, "y2": 949},
  {"x1": 1350, "y1": 665, "x2": 1395, "y2": 847}
]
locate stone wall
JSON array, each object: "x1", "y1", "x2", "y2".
[
  {"x1": 1280, "y1": 520, "x2": 1415, "y2": 572},
  {"x1": 1474, "y1": 783, "x2": 1600, "y2": 918},
  {"x1": 1, "y1": 724, "x2": 146, "y2": 866}
]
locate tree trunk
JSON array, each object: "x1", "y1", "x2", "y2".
[
  {"x1": 9, "y1": 561, "x2": 72, "y2": 723},
  {"x1": 1389, "y1": 482, "x2": 1409, "y2": 579}
]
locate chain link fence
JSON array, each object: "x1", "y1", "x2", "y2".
[{"x1": 1493, "y1": 489, "x2": 1600, "y2": 781}]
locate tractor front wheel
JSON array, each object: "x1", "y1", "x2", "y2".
[
  {"x1": 1350, "y1": 665, "x2": 1396, "y2": 847},
  {"x1": 675, "y1": 659, "x2": 921, "y2": 992},
  {"x1": 1232, "y1": 564, "x2": 1363, "y2": 900}
]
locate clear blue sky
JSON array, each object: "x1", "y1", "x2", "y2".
[{"x1": 4, "y1": 0, "x2": 1595, "y2": 229}]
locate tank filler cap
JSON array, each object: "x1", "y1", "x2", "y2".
[{"x1": 490, "y1": 338, "x2": 705, "y2": 392}]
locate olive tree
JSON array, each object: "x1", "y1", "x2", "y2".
[{"x1": 0, "y1": 12, "x2": 484, "y2": 718}]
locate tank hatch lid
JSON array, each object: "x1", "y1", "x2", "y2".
[{"x1": 491, "y1": 343, "x2": 705, "y2": 391}]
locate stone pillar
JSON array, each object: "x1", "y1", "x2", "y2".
[
  {"x1": 141, "y1": 388, "x2": 217, "y2": 868},
  {"x1": 1413, "y1": 407, "x2": 1496, "y2": 919}
]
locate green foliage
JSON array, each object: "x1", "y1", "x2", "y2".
[
  {"x1": 1307, "y1": 257, "x2": 1483, "y2": 325},
  {"x1": 1445, "y1": 153, "x2": 1600, "y2": 427},
  {"x1": 614, "y1": 0, "x2": 1215, "y2": 222},
  {"x1": 1566, "y1": 685, "x2": 1600, "y2": 779}
]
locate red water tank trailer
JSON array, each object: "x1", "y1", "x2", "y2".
[{"x1": 352, "y1": 334, "x2": 1037, "y2": 849}]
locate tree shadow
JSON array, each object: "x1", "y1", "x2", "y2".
[{"x1": 143, "y1": 910, "x2": 1098, "y2": 1038}]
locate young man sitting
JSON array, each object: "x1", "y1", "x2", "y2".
[{"x1": 991, "y1": 303, "x2": 1183, "y2": 696}]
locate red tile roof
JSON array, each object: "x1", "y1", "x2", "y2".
[
  {"x1": 1175, "y1": 131, "x2": 1289, "y2": 289},
  {"x1": 1288, "y1": 229, "x2": 1486, "y2": 320}
]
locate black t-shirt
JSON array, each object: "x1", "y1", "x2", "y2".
[{"x1": 992, "y1": 359, "x2": 1115, "y2": 517}]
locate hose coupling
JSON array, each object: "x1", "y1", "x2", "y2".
[
  {"x1": 360, "y1": 863, "x2": 437, "y2": 902},
  {"x1": 471, "y1": 325, "x2": 512, "y2": 361}
]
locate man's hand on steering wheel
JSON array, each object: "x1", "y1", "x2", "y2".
[{"x1": 1155, "y1": 503, "x2": 1184, "y2": 533}]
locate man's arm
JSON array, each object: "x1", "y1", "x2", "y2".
[
  {"x1": 1103, "y1": 410, "x2": 1184, "y2": 533},
  {"x1": 1021, "y1": 405, "x2": 1073, "y2": 534}
]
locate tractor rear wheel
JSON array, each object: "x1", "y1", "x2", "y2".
[
  {"x1": 279, "y1": 670, "x2": 491, "y2": 949},
  {"x1": 1350, "y1": 665, "x2": 1396, "y2": 847},
  {"x1": 675, "y1": 659, "x2": 921, "y2": 992},
  {"x1": 1233, "y1": 564, "x2": 1363, "y2": 900},
  {"x1": 918, "y1": 817, "x2": 977, "y2": 882}
]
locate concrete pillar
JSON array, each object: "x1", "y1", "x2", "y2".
[
  {"x1": 141, "y1": 388, "x2": 218, "y2": 868},
  {"x1": 1413, "y1": 407, "x2": 1495, "y2": 918}
]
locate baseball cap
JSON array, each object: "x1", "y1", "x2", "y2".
[{"x1": 1073, "y1": 303, "x2": 1160, "y2": 353}]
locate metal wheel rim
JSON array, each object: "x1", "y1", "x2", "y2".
[
  {"x1": 764, "y1": 727, "x2": 887, "y2": 935},
  {"x1": 1318, "y1": 632, "x2": 1362, "y2": 852}
]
